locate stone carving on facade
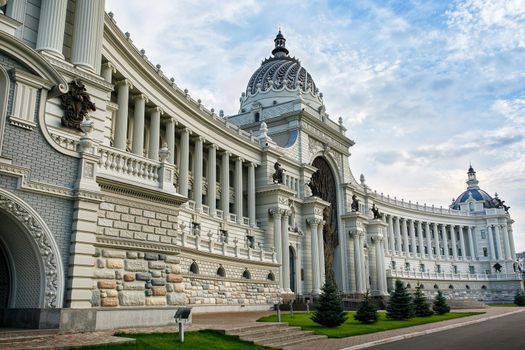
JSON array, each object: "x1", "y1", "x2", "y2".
[
  {"x1": 492, "y1": 194, "x2": 510, "y2": 213},
  {"x1": 351, "y1": 194, "x2": 359, "y2": 212},
  {"x1": 307, "y1": 170, "x2": 321, "y2": 197},
  {"x1": 493, "y1": 262, "x2": 502, "y2": 273},
  {"x1": 272, "y1": 161, "x2": 285, "y2": 184},
  {"x1": 370, "y1": 204, "x2": 383, "y2": 219},
  {"x1": 0, "y1": 190, "x2": 61, "y2": 308},
  {"x1": 60, "y1": 79, "x2": 96, "y2": 130}
]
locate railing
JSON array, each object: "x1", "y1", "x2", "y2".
[
  {"x1": 202, "y1": 205, "x2": 210, "y2": 215},
  {"x1": 387, "y1": 270, "x2": 522, "y2": 281},
  {"x1": 243, "y1": 217, "x2": 250, "y2": 226},
  {"x1": 97, "y1": 146, "x2": 161, "y2": 186},
  {"x1": 229, "y1": 213, "x2": 237, "y2": 222},
  {"x1": 216, "y1": 209, "x2": 223, "y2": 219}
]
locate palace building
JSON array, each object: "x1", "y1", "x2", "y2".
[{"x1": 0, "y1": 0, "x2": 522, "y2": 331}]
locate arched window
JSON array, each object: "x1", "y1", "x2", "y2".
[
  {"x1": 406, "y1": 283, "x2": 411, "y2": 289},
  {"x1": 469, "y1": 202, "x2": 475, "y2": 212},
  {"x1": 189, "y1": 261, "x2": 199, "y2": 274},
  {"x1": 216, "y1": 265, "x2": 225, "y2": 277},
  {"x1": 420, "y1": 284, "x2": 425, "y2": 289},
  {"x1": 481, "y1": 285, "x2": 487, "y2": 290},
  {"x1": 267, "y1": 271, "x2": 275, "y2": 281},
  {"x1": 254, "y1": 112, "x2": 260, "y2": 122},
  {"x1": 242, "y1": 268, "x2": 251, "y2": 279}
]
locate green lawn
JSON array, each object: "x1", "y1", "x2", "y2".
[
  {"x1": 257, "y1": 311, "x2": 483, "y2": 338},
  {"x1": 74, "y1": 330, "x2": 274, "y2": 350}
]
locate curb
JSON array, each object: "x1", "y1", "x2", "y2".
[{"x1": 341, "y1": 309, "x2": 525, "y2": 350}]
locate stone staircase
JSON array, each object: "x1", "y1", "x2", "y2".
[
  {"x1": 0, "y1": 329, "x2": 59, "y2": 349},
  {"x1": 448, "y1": 299, "x2": 487, "y2": 309},
  {"x1": 225, "y1": 322, "x2": 327, "y2": 349}
]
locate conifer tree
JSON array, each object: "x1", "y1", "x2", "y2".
[
  {"x1": 354, "y1": 292, "x2": 378, "y2": 324},
  {"x1": 386, "y1": 279, "x2": 414, "y2": 320},
  {"x1": 514, "y1": 289, "x2": 525, "y2": 306},
  {"x1": 413, "y1": 282, "x2": 433, "y2": 317},
  {"x1": 312, "y1": 278, "x2": 347, "y2": 327},
  {"x1": 432, "y1": 290, "x2": 450, "y2": 315}
]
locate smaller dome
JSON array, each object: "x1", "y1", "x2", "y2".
[{"x1": 450, "y1": 165, "x2": 496, "y2": 210}]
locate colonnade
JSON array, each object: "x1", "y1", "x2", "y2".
[{"x1": 384, "y1": 215, "x2": 515, "y2": 261}]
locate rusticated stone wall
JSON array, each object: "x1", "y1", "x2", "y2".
[{"x1": 92, "y1": 248, "x2": 186, "y2": 307}]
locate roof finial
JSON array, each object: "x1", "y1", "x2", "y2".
[{"x1": 272, "y1": 28, "x2": 289, "y2": 58}]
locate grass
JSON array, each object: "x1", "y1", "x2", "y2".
[
  {"x1": 75, "y1": 330, "x2": 274, "y2": 350},
  {"x1": 488, "y1": 303, "x2": 524, "y2": 307},
  {"x1": 257, "y1": 311, "x2": 484, "y2": 338}
]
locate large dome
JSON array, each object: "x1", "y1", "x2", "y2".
[{"x1": 239, "y1": 31, "x2": 323, "y2": 112}]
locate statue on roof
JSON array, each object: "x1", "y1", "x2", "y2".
[
  {"x1": 492, "y1": 194, "x2": 510, "y2": 213},
  {"x1": 351, "y1": 194, "x2": 359, "y2": 212},
  {"x1": 370, "y1": 204, "x2": 383, "y2": 220}
]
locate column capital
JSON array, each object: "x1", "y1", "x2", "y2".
[
  {"x1": 235, "y1": 156, "x2": 244, "y2": 163},
  {"x1": 192, "y1": 135, "x2": 205, "y2": 143},
  {"x1": 148, "y1": 106, "x2": 164, "y2": 115},
  {"x1": 182, "y1": 126, "x2": 192, "y2": 135},
  {"x1": 207, "y1": 143, "x2": 219, "y2": 150},
  {"x1": 307, "y1": 217, "x2": 323, "y2": 225},
  {"x1": 220, "y1": 150, "x2": 231, "y2": 157},
  {"x1": 132, "y1": 93, "x2": 149, "y2": 103},
  {"x1": 116, "y1": 79, "x2": 133, "y2": 89},
  {"x1": 269, "y1": 207, "x2": 283, "y2": 218},
  {"x1": 102, "y1": 61, "x2": 116, "y2": 72},
  {"x1": 247, "y1": 162, "x2": 257, "y2": 168}
]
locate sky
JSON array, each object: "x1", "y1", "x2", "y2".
[{"x1": 106, "y1": 0, "x2": 525, "y2": 252}]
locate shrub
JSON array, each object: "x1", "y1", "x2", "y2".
[
  {"x1": 514, "y1": 289, "x2": 525, "y2": 306},
  {"x1": 413, "y1": 282, "x2": 433, "y2": 317},
  {"x1": 312, "y1": 279, "x2": 347, "y2": 327},
  {"x1": 354, "y1": 292, "x2": 378, "y2": 324},
  {"x1": 433, "y1": 290, "x2": 450, "y2": 315},
  {"x1": 387, "y1": 279, "x2": 414, "y2": 320}
]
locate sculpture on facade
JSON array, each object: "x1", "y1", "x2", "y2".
[
  {"x1": 60, "y1": 79, "x2": 96, "y2": 130},
  {"x1": 492, "y1": 195, "x2": 510, "y2": 213},
  {"x1": 272, "y1": 161, "x2": 285, "y2": 184},
  {"x1": 493, "y1": 262, "x2": 502, "y2": 273},
  {"x1": 351, "y1": 194, "x2": 359, "y2": 212},
  {"x1": 370, "y1": 204, "x2": 383, "y2": 219},
  {"x1": 307, "y1": 170, "x2": 321, "y2": 197}
]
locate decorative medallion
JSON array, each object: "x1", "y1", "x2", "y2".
[{"x1": 61, "y1": 79, "x2": 96, "y2": 130}]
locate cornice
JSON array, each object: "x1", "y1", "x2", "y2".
[{"x1": 95, "y1": 236, "x2": 181, "y2": 254}]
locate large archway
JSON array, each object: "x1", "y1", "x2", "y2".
[
  {"x1": 0, "y1": 190, "x2": 64, "y2": 308},
  {"x1": 310, "y1": 157, "x2": 338, "y2": 283}
]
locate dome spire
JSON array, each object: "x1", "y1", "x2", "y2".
[
  {"x1": 466, "y1": 164, "x2": 479, "y2": 190},
  {"x1": 272, "y1": 29, "x2": 289, "y2": 58}
]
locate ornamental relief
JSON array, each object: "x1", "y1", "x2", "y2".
[{"x1": 0, "y1": 191, "x2": 61, "y2": 308}]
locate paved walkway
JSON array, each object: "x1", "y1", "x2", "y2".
[{"x1": 1, "y1": 307, "x2": 522, "y2": 349}]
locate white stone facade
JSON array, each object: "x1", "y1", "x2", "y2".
[{"x1": 0, "y1": 0, "x2": 522, "y2": 330}]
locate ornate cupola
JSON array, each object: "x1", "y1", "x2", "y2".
[
  {"x1": 272, "y1": 30, "x2": 289, "y2": 58},
  {"x1": 466, "y1": 164, "x2": 479, "y2": 190}
]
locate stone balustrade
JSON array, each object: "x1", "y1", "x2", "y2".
[{"x1": 387, "y1": 269, "x2": 522, "y2": 281}]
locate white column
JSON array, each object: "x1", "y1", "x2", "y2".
[
  {"x1": 114, "y1": 80, "x2": 132, "y2": 150},
  {"x1": 207, "y1": 145, "x2": 217, "y2": 216},
  {"x1": 148, "y1": 107, "x2": 162, "y2": 160},
  {"x1": 318, "y1": 221, "x2": 325, "y2": 286},
  {"x1": 166, "y1": 118, "x2": 176, "y2": 164},
  {"x1": 402, "y1": 219, "x2": 409, "y2": 256},
  {"x1": 193, "y1": 136, "x2": 203, "y2": 211},
  {"x1": 425, "y1": 222, "x2": 433, "y2": 259},
  {"x1": 296, "y1": 243, "x2": 302, "y2": 294},
  {"x1": 131, "y1": 94, "x2": 147, "y2": 155},
  {"x1": 508, "y1": 225, "x2": 516, "y2": 260},
  {"x1": 459, "y1": 226, "x2": 467, "y2": 260},
  {"x1": 310, "y1": 219, "x2": 321, "y2": 294},
  {"x1": 441, "y1": 224, "x2": 450, "y2": 260},
  {"x1": 221, "y1": 151, "x2": 230, "y2": 220},
  {"x1": 494, "y1": 224, "x2": 504, "y2": 260},
  {"x1": 409, "y1": 220, "x2": 416, "y2": 257},
  {"x1": 395, "y1": 217, "x2": 402, "y2": 254},
  {"x1": 248, "y1": 163, "x2": 256, "y2": 227},
  {"x1": 417, "y1": 221, "x2": 425, "y2": 257},
  {"x1": 487, "y1": 225, "x2": 496, "y2": 260},
  {"x1": 36, "y1": 0, "x2": 68, "y2": 58},
  {"x1": 376, "y1": 237, "x2": 386, "y2": 294},
  {"x1": 388, "y1": 215, "x2": 395, "y2": 254},
  {"x1": 282, "y1": 211, "x2": 290, "y2": 292},
  {"x1": 450, "y1": 225, "x2": 458, "y2": 260},
  {"x1": 353, "y1": 232, "x2": 363, "y2": 293},
  {"x1": 71, "y1": 0, "x2": 105, "y2": 73},
  {"x1": 101, "y1": 62, "x2": 115, "y2": 83},
  {"x1": 234, "y1": 157, "x2": 243, "y2": 223},
  {"x1": 468, "y1": 226, "x2": 476, "y2": 260},
  {"x1": 433, "y1": 223, "x2": 440, "y2": 259},
  {"x1": 272, "y1": 210, "x2": 283, "y2": 289},
  {"x1": 5, "y1": 0, "x2": 27, "y2": 39},
  {"x1": 179, "y1": 128, "x2": 190, "y2": 197},
  {"x1": 501, "y1": 225, "x2": 511, "y2": 260}
]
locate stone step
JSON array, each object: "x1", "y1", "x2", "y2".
[
  {"x1": 0, "y1": 329, "x2": 58, "y2": 338},
  {"x1": 236, "y1": 325, "x2": 302, "y2": 339},
  {"x1": 274, "y1": 334, "x2": 327, "y2": 348},
  {"x1": 0, "y1": 329, "x2": 59, "y2": 344},
  {"x1": 241, "y1": 327, "x2": 304, "y2": 342},
  {"x1": 226, "y1": 322, "x2": 287, "y2": 335},
  {"x1": 257, "y1": 329, "x2": 318, "y2": 346}
]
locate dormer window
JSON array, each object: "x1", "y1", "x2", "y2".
[{"x1": 469, "y1": 202, "x2": 474, "y2": 212}]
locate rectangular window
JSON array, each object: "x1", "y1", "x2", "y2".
[
  {"x1": 453, "y1": 265, "x2": 458, "y2": 274},
  {"x1": 424, "y1": 246, "x2": 428, "y2": 254},
  {"x1": 432, "y1": 247, "x2": 436, "y2": 254},
  {"x1": 405, "y1": 262, "x2": 410, "y2": 271},
  {"x1": 420, "y1": 264, "x2": 425, "y2": 272},
  {"x1": 483, "y1": 247, "x2": 488, "y2": 257}
]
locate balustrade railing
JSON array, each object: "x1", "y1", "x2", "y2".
[{"x1": 387, "y1": 269, "x2": 521, "y2": 281}]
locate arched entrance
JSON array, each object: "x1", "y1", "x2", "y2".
[
  {"x1": 0, "y1": 190, "x2": 64, "y2": 308},
  {"x1": 289, "y1": 246, "x2": 296, "y2": 293},
  {"x1": 310, "y1": 157, "x2": 339, "y2": 283}
]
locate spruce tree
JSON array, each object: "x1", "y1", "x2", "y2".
[
  {"x1": 354, "y1": 292, "x2": 378, "y2": 324},
  {"x1": 432, "y1": 290, "x2": 450, "y2": 315},
  {"x1": 386, "y1": 279, "x2": 414, "y2": 320},
  {"x1": 312, "y1": 278, "x2": 347, "y2": 327},
  {"x1": 413, "y1": 282, "x2": 433, "y2": 317},
  {"x1": 514, "y1": 289, "x2": 525, "y2": 306}
]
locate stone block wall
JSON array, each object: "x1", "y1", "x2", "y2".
[{"x1": 92, "y1": 248, "x2": 186, "y2": 307}]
